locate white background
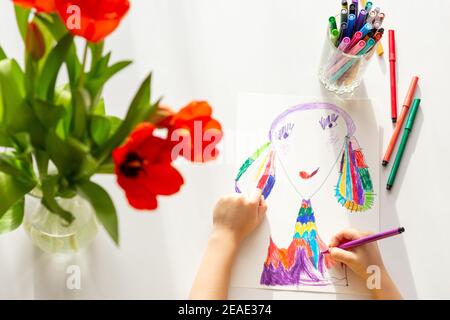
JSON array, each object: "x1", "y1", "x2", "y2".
[{"x1": 1, "y1": 0, "x2": 449, "y2": 299}]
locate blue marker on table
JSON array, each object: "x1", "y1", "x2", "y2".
[
  {"x1": 359, "y1": 23, "x2": 373, "y2": 38},
  {"x1": 346, "y1": 14, "x2": 356, "y2": 38}
]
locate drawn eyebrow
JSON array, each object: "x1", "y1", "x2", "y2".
[{"x1": 319, "y1": 114, "x2": 339, "y2": 129}]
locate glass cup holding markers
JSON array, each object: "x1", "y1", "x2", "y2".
[{"x1": 318, "y1": 1, "x2": 385, "y2": 95}]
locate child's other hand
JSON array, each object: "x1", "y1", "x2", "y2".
[
  {"x1": 212, "y1": 189, "x2": 267, "y2": 244},
  {"x1": 328, "y1": 228, "x2": 386, "y2": 280}
]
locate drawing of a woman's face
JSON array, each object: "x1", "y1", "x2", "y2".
[{"x1": 271, "y1": 105, "x2": 350, "y2": 199}]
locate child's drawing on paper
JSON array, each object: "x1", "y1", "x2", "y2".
[{"x1": 235, "y1": 102, "x2": 375, "y2": 287}]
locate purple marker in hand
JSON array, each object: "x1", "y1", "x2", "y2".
[{"x1": 322, "y1": 227, "x2": 405, "y2": 254}]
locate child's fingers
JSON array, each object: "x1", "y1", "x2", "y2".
[
  {"x1": 329, "y1": 247, "x2": 358, "y2": 267},
  {"x1": 258, "y1": 196, "x2": 268, "y2": 217},
  {"x1": 329, "y1": 228, "x2": 363, "y2": 247},
  {"x1": 248, "y1": 188, "x2": 262, "y2": 205}
]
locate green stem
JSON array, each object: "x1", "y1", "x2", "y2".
[{"x1": 78, "y1": 41, "x2": 89, "y2": 89}]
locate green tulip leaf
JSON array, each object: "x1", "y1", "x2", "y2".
[
  {"x1": 71, "y1": 87, "x2": 89, "y2": 140},
  {"x1": 88, "y1": 41, "x2": 105, "y2": 68},
  {"x1": 0, "y1": 172, "x2": 35, "y2": 220},
  {"x1": 34, "y1": 14, "x2": 81, "y2": 86},
  {"x1": 14, "y1": 5, "x2": 31, "y2": 42},
  {"x1": 33, "y1": 99, "x2": 66, "y2": 128},
  {"x1": 86, "y1": 60, "x2": 132, "y2": 101},
  {"x1": 78, "y1": 180, "x2": 119, "y2": 245},
  {"x1": 90, "y1": 115, "x2": 111, "y2": 146},
  {"x1": 92, "y1": 98, "x2": 106, "y2": 115},
  {"x1": 37, "y1": 33, "x2": 73, "y2": 102},
  {"x1": 0, "y1": 128, "x2": 13, "y2": 148},
  {"x1": 46, "y1": 132, "x2": 84, "y2": 178},
  {"x1": 54, "y1": 86, "x2": 73, "y2": 140},
  {"x1": 0, "y1": 59, "x2": 38, "y2": 134},
  {"x1": 0, "y1": 46, "x2": 6, "y2": 60},
  {"x1": 94, "y1": 73, "x2": 157, "y2": 163},
  {"x1": 0, "y1": 153, "x2": 35, "y2": 180},
  {"x1": 0, "y1": 198, "x2": 25, "y2": 235}
]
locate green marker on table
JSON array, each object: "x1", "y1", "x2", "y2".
[{"x1": 387, "y1": 98, "x2": 421, "y2": 190}]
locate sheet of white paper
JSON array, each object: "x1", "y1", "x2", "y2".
[{"x1": 231, "y1": 93, "x2": 380, "y2": 295}]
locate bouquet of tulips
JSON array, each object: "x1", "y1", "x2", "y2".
[{"x1": 0, "y1": 0, "x2": 222, "y2": 245}]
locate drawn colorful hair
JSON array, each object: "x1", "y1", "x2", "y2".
[
  {"x1": 235, "y1": 141, "x2": 275, "y2": 199},
  {"x1": 235, "y1": 102, "x2": 374, "y2": 212},
  {"x1": 335, "y1": 136, "x2": 374, "y2": 212}
]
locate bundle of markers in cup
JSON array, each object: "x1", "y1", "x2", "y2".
[{"x1": 319, "y1": 0, "x2": 385, "y2": 94}]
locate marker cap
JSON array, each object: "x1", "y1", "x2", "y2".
[
  {"x1": 367, "y1": 10, "x2": 377, "y2": 24},
  {"x1": 373, "y1": 32, "x2": 382, "y2": 43},
  {"x1": 389, "y1": 30, "x2": 396, "y2": 61},
  {"x1": 347, "y1": 31, "x2": 362, "y2": 49},
  {"x1": 360, "y1": 23, "x2": 373, "y2": 37},
  {"x1": 349, "y1": 39, "x2": 366, "y2": 55},
  {"x1": 338, "y1": 36, "x2": 351, "y2": 51},
  {"x1": 403, "y1": 76, "x2": 419, "y2": 107},
  {"x1": 329, "y1": 16, "x2": 337, "y2": 30},
  {"x1": 341, "y1": 8, "x2": 348, "y2": 22},
  {"x1": 405, "y1": 99, "x2": 421, "y2": 130}
]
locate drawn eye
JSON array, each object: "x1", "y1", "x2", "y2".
[
  {"x1": 319, "y1": 114, "x2": 339, "y2": 130},
  {"x1": 327, "y1": 122, "x2": 337, "y2": 129}
]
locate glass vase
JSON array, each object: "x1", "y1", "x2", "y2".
[{"x1": 23, "y1": 193, "x2": 98, "y2": 254}]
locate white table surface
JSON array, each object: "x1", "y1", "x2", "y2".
[{"x1": 1, "y1": 0, "x2": 449, "y2": 300}]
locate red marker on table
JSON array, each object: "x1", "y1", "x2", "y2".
[
  {"x1": 382, "y1": 76, "x2": 419, "y2": 166},
  {"x1": 389, "y1": 30, "x2": 397, "y2": 124}
]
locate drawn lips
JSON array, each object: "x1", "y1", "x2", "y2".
[{"x1": 299, "y1": 168, "x2": 320, "y2": 180}]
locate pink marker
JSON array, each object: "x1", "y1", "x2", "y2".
[
  {"x1": 327, "y1": 40, "x2": 366, "y2": 76},
  {"x1": 346, "y1": 31, "x2": 362, "y2": 53},
  {"x1": 338, "y1": 37, "x2": 351, "y2": 51}
]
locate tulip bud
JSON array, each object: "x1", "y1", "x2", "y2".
[
  {"x1": 25, "y1": 22, "x2": 45, "y2": 60},
  {"x1": 149, "y1": 104, "x2": 175, "y2": 128}
]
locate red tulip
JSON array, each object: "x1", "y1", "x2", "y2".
[
  {"x1": 113, "y1": 123, "x2": 184, "y2": 210},
  {"x1": 167, "y1": 101, "x2": 223, "y2": 163},
  {"x1": 12, "y1": 0, "x2": 56, "y2": 12},
  {"x1": 55, "y1": 0, "x2": 130, "y2": 43}
]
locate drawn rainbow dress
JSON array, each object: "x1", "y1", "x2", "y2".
[{"x1": 260, "y1": 199, "x2": 333, "y2": 286}]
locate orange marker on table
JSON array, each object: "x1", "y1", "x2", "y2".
[{"x1": 382, "y1": 76, "x2": 419, "y2": 166}]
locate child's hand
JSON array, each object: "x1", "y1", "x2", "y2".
[
  {"x1": 212, "y1": 189, "x2": 267, "y2": 244},
  {"x1": 328, "y1": 228, "x2": 386, "y2": 280},
  {"x1": 328, "y1": 229, "x2": 402, "y2": 299},
  {"x1": 190, "y1": 189, "x2": 267, "y2": 300}
]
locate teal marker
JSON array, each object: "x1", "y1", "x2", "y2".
[{"x1": 387, "y1": 99, "x2": 421, "y2": 190}]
